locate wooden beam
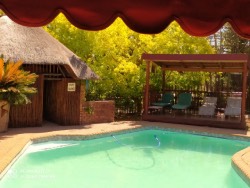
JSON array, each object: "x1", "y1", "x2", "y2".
[
  {"x1": 179, "y1": 62, "x2": 187, "y2": 68},
  {"x1": 162, "y1": 67, "x2": 243, "y2": 73},
  {"x1": 44, "y1": 78, "x2": 63, "y2": 81},
  {"x1": 58, "y1": 65, "x2": 66, "y2": 78},
  {"x1": 144, "y1": 61, "x2": 151, "y2": 114},
  {"x1": 162, "y1": 69, "x2": 166, "y2": 93},
  {"x1": 142, "y1": 54, "x2": 249, "y2": 63},
  {"x1": 199, "y1": 63, "x2": 205, "y2": 69},
  {"x1": 218, "y1": 62, "x2": 224, "y2": 69},
  {"x1": 43, "y1": 73, "x2": 62, "y2": 76},
  {"x1": 241, "y1": 61, "x2": 248, "y2": 125}
]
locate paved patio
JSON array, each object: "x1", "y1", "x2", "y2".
[{"x1": 0, "y1": 121, "x2": 250, "y2": 185}]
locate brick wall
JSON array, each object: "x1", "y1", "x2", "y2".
[{"x1": 80, "y1": 100, "x2": 115, "y2": 124}]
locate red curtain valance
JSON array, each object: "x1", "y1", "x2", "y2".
[{"x1": 1, "y1": 0, "x2": 250, "y2": 38}]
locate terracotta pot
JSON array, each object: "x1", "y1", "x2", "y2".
[{"x1": 0, "y1": 101, "x2": 10, "y2": 132}]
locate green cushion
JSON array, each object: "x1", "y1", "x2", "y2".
[
  {"x1": 172, "y1": 104, "x2": 190, "y2": 110},
  {"x1": 152, "y1": 102, "x2": 171, "y2": 107}
]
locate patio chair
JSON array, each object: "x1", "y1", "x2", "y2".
[
  {"x1": 152, "y1": 92, "x2": 174, "y2": 108},
  {"x1": 198, "y1": 97, "x2": 217, "y2": 116},
  {"x1": 172, "y1": 92, "x2": 192, "y2": 111},
  {"x1": 224, "y1": 97, "x2": 242, "y2": 117}
]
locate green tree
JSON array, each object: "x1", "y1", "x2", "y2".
[
  {"x1": 45, "y1": 14, "x2": 214, "y2": 114},
  {"x1": 222, "y1": 24, "x2": 250, "y2": 54},
  {"x1": 208, "y1": 25, "x2": 250, "y2": 93}
]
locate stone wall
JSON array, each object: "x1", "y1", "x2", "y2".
[{"x1": 80, "y1": 100, "x2": 115, "y2": 124}]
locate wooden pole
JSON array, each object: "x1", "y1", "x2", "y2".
[
  {"x1": 162, "y1": 69, "x2": 166, "y2": 93},
  {"x1": 144, "y1": 61, "x2": 151, "y2": 114},
  {"x1": 241, "y1": 62, "x2": 248, "y2": 125}
]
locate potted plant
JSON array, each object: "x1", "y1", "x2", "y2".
[{"x1": 0, "y1": 57, "x2": 38, "y2": 132}]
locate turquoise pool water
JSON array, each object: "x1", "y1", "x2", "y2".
[{"x1": 0, "y1": 129, "x2": 249, "y2": 188}]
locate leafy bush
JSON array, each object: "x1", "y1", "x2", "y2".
[{"x1": 0, "y1": 58, "x2": 38, "y2": 105}]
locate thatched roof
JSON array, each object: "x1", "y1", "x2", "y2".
[{"x1": 0, "y1": 16, "x2": 98, "y2": 80}]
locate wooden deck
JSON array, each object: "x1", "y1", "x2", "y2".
[{"x1": 142, "y1": 111, "x2": 246, "y2": 129}]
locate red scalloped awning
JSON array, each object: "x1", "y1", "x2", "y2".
[{"x1": 1, "y1": 0, "x2": 250, "y2": 37}]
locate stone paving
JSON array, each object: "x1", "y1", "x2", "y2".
[{"x1": 0, "y1": 121, "x2": 250, "y2": 185}]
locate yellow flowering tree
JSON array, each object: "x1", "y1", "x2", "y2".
[{"x1": 45, "y1": 14, "x2": 214, "y2": 115}]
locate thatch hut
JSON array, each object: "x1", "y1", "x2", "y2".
[{"x1": 0, "y1": 16, "x2": 99, "y2": 127}]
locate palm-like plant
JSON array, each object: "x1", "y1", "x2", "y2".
[{"x1": 0, "y1": 58, "x2": 38, "y2": 105}]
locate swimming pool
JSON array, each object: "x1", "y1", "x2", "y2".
[{"x1": 0, "y1": 129, "x2": 249, "y2": 188}]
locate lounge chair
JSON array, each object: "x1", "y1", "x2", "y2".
[
  {"x1": 224, "y1": 97, "x2": 242, "y2": 117},
  {"x1": 198, "y1": 97, "x2": 217, "y2": 116},
  {"x1": 152, "y1": 92, "x2": 174, "y2": 108},
  {"x1": 172, "y1": 92, "x2": 192, "y2": 111}
]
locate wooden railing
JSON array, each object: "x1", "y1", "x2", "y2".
[
  {"x1": 91, "y1": 89, "x2": 250, "y2": 117},
  {"x1": 149, "y1": 89, "x2": 243, "y2": 113}
]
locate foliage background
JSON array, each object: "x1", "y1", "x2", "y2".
[{"x1": 44, "y1": 14, "x2": 214, "y2": 114}]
